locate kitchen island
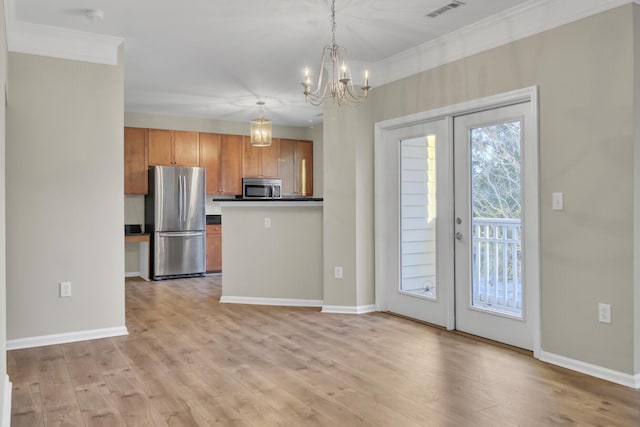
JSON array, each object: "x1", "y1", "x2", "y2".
[{"x1": 218, "y1": 199, "x2": 323, "y2": 307}]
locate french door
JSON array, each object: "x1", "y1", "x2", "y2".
[
  {"x1": 376, "y1": 92, "x2": 539, "y2": 351},
  {"x1": 453, "y1": 103, "x2": 534, "y2": 350},
  {"x1": 381, "y1": 118, "x2": 453, "y2": 327}
]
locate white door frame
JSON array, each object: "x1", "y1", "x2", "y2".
[{"x1": 374, "y1": 86, "x2": 541, "y2": 358}]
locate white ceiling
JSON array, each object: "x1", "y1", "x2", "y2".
[{"x1": 13, "y1": 0, "x2": 537, "y2": 127}]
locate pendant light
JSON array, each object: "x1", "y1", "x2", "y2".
[{"x1": 250, "y1": 101, "x2": 272, "y2": 147}]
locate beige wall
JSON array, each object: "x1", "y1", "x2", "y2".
[
  {"x1": 221, "y1": 205, "x2": 323, "y2": 301},
  {"x1": 634, "y1": 5, "x2": 640, "y2": 375},
  {"x1": 6, "y1": 50, "x2": 125, "y2": 339},
  {"x1": 0, "y1": 0, "x2": 8, "y2": 419},
  {"x1": 324, "y1": 5, "x2": 637, "y2": 373}
]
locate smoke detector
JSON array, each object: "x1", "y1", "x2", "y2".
[{"x1": 426, "y1": 1, "x2": 466, "y2": 18}]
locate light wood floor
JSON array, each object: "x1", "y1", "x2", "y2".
[{"x1": 8, "y1": 276, "x2": 640, "y2": 426}]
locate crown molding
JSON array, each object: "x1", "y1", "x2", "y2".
[
  {"x1": 371, "y1": 0, "x2": 637, "y2": 86},
  {"x1": 4, "y1": 0, "x2": 122, "y2": 65},
  {"x1": 2, "y1": 0, "x2": 637, "y2": 71}
]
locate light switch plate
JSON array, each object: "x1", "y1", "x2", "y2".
[
  {"x1": 60, "y1": 281, "x2": 72, "y2": 298},
  {"x1": 598, "y1": 303, "x2": 611, "y2": 323},
  {"x1": 334, "y1": 266, "x2": 343, "y2": 279},
  {"x1": 552, "y1": 192, "x2": 564, "y2": 210}
]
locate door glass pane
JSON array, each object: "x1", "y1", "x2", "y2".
[
  {"x1": 400, "y1": 135, "x2": 437, "y2": 299},
  {"x1": 470, "y1": 121, "x2": 522, "y2": 317}
]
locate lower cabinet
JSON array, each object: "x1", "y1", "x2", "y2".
[{"x1": 206, "y1": 224, "x2": 222, "y2": 272}]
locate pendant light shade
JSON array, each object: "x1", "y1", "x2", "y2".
[{"x1": 250, "y1": 101, "x2": 272, "y2": 147}]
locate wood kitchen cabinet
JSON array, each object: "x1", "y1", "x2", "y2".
[
  {"x1": 124, "y1": 127, "x2": 148, "y2": 194},
  {"x1": 199, "y1": 132, "x2": 221, "y2": 195},
  {"x1": 242, "y1": 136, "x2": 280, "y2": 178},
  {"x1": 199, "y1": 132, "x2": 243, "y2": 195},
  {"x1": 148, "y1": 129, "x2": 199, "y2": 166},
  {"x1": 220, "y1": 134, "x2": 243, "y2": 195},
  {"x1": 206, "y1": 224, "x2": 222, "y2": 272},
  {"x1": 279, "y1": 139, "x2": 313, "y2": 197}
]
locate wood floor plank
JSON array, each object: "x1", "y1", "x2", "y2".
[
  {"x1": 10, "y1": 384, "x2": 44, "y2": 427},
  {"x1": 8, "y1": 276, "x2": 640, "y2": 426}
]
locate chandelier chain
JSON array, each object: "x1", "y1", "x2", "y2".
[{"x1": 330, "y1": 0, "x2": 336, "y2": 46}]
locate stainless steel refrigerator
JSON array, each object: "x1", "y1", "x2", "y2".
[{"x1": 145, "y1": 166, "x2": 206, "y2": 280}]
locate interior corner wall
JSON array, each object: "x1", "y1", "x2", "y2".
[
  {"x1": 323, "y1": 106, "x2": 358, "y2": 307},
  {"x1": 6, "y1": 50, "x2": 125, "y2": 340},
  {"x1": 0, "y1": 0, "x2": 8, "y2": 421},
  {"x1": 324, "y1": 5, "x2": 636, "y2": 373},
  {"x1": 634, "y1": 3, "x2": 640, "y2": 376}
]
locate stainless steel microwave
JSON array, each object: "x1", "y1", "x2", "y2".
[{"x1": 242, "y1": 178, "x2": 282, "y2": 199}]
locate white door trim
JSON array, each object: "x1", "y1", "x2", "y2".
[{"x1": 374, "y1": 86, "x2": 540, "y2": 357}]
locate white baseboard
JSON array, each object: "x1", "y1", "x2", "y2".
[
  {"x1": 321, "y1": 304, "x2": 377, "y2": 314},
  {"x1": 220, "y1": 296, "x2": 323, "y2": 308},
  {"x1": 3, "y1": 375, "x2": 11, "y2": 427},
  {"x1": 539, "y1": 350, "x2": 640, "y2": 389},
  {"x1": 125, "y1": 271, "x2": 141, "y2": 278},
  {"x1": 6, "y1": 326, "x2": 129, "y2": 351}
]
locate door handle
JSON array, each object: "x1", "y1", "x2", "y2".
[{"x1": 455, "y1": 232, "x2": 463, "y2": 241}]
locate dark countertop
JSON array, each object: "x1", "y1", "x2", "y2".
[
  {"x1": 206, "y1": 215, "x2": 222, "y2": 225},
  {"x1": 212, "y1": 197, "x2": 323, "y2": 202}
]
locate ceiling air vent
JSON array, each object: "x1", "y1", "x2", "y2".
[{"x1": 426, "y1": 1, "x2": 466, "y2": 18}]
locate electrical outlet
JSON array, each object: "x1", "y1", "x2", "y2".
[
  {"x1": 598, "y1": 303, "x2": 611, "y2": 323},
  {"x1": 60, "y1": 281, "x2": 72, "y2": 298},
  {"x1": 334, "y1": 266, "x2": 343, "y2": 279},
  {"x1": 264, "y1": 217, "x2": 271, "y2": 228}
]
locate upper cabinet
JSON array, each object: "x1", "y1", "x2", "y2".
[
  {"x1": 220, "y1": 134, "x2": 243, "y2": 195},
  {"x1": 124, "y1": 127, "x2": 312, "y2": 198},
  {"x1": 199, "y1": 132, "x2": 221, "y2": 195},
  {"x1": 124, "y1": 127, "x2": 148, "y2": 195},
  {"x1": 148, "y1": 129, "x2": 199, "y2": 166},
  {"x1": 199, "y1": 132, "x2": 243, "y2": 195},
  {"x1": 279, "y1": 139, "x2": 313, "y2": 197},
  {"x1": 242, "y1": 137, "x2": 280, "y2": 178}
]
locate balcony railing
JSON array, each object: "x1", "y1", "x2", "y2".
[{"x1": 472, "y1": 218, "x2": 522, "y2": 316}]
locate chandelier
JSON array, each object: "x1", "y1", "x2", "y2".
[
  {"x1": 301, "y1": 0, "x2": 371, "y2": 107},
  {"x1": 250, "y1": 101, "x2": 272, "y2": 147}
]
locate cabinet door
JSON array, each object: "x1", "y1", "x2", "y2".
[
  {"x1": 242, "y1": 136, "x2": 261, "y2": 178},
  {"x1": 148, "y1": 129, "x2": 174, "y2": 166},
  {"x1": 220, "y1": 134, "x2": 243, "y2": 195},
  {"x1": 174, "y1": 131, "x2": 199, "y2": 166},
  {"x1": 206, "y1": 224, "x2": 222, "y2": 271},
  {"x1": 243, "y1": 137, "x2": 280, "y2": 178},
  {"x1": 279, "y1": 138, "x2": 296, "y2": 196},
  {"x1": 124, "y1": 127, "x2": 148, "y2": 194},
  {"x1": 200, "y1": 133, "x2": 221, "y2": 195},
  {"x1": 260, "y1": 138, "x2": 280, "y2": 178},
  {"x1": 296, "y1": 140, "x2": 314, "y2": 196}
]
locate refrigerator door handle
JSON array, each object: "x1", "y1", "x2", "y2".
[
  {"x1": 183, "y1": 174, "x2": 187, "y2": 223},
  {"x1": 182, "y1": 174, "x2": 187, "y2": 224},
  {"x1": 158, "y1": 231, "x2": 204, "y2": 238}
]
